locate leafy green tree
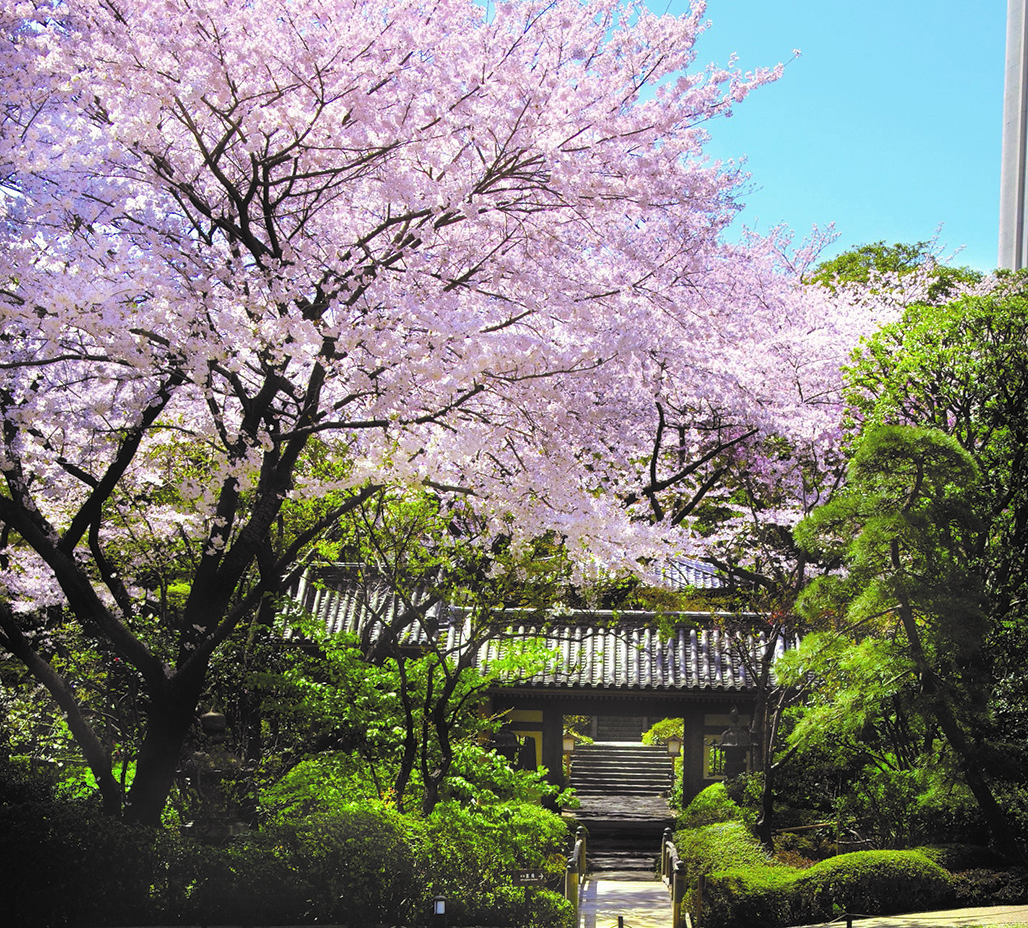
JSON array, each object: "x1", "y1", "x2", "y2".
[
  {"x1": 793, "y1": 424, "x2": 1021, "y2": 856},
  {"x1": 807, "y1": 240, "x2": 981, "y2": 303},
  {"x1": 844, "y1": 275, "x2": 1028, "y2": 779}
]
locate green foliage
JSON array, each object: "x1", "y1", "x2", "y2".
[
  {"x1": 693, "y1": 849, "x2": 953, "y2": 928},
  {"x1": 0, "y1": 799, "x2": 174, "y2": 927},
  {"x1": 673, "y1": 820, "x2": 776, "y2": 889},
  {"x1": 917, "y1": 843, "x2": 1014, "y2": 871},
  {"x1": 643, "y1": 718, "x2": 684, "y2": 807},
  {"x1": 0, "y1": 793, "x2": 575, "y2": 928},
  {"x1": 807, "y1": 240, "x2": 980, "y2": 301},
  {"x1": 181, "y1": 805, "x2": 417, "y2": 925},
  {"x1": 914, "y1": 845, "x2": 1028, "y2": 907},
  {"x1": 676, "y1": 782, "x2": 748, "y2": 830},
  {"x1": 791, "y1": 423, "x2": 1017, "y2": 847},
  {"x1": 642, "y1": 717, "x2": 684, "y2": 747},
  {"x1": 779, "y1": 633, "x2": 917, "y2": 758},
  {"x1": 792, "y1": 850, "x2": 953, "y2": 920},
  {"x1": 842, "y1": 281, "x2": 1028, "y2": 806},
  {"x1": 445, "y1": 741, "x2": 570, "y2": 807},
  {"x1": 406, "y1": 797, "x2": 573, "y2": 928},
  {"x1": 698, "y1": 867, "x2": 798, "y2": 928}
]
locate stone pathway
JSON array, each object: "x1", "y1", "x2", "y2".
[
  {"x1": 795, "y1": 905, "x2": 1028, "y2": 928},
  {"x1": 572, "y1": 794, "x2": 675, "y2": 825},
  {"x1": 576, "y1": 876, "x2": 672, "y2": 928}
]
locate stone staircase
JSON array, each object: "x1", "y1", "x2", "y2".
[
  {"x1": 569, "y1": 742, "x2": 674, "y2": 797},
  {"x1": 566, "y1": 743, "x2": 675, "y2": 875}
]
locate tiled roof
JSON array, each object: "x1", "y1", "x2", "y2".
[
  {"x1": 477, "y1": 622, "x2": 790, "y2": 692},
  {"x1": 659, "y1": 559, "x2": 723, "y2": 591},
  {"x1": 295, "y1": 564, "x2": 451, "y2": 647},
  {"x1": 290, "y1": 567, "x2": 789, "y2": 693}
]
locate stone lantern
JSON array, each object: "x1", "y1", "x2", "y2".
[
  {"x1": 176, "y1": 710, "x2": 247, "y2": 841},
  {"x1": 718, "y1": 708, "x2": 752, "y2": 779}
]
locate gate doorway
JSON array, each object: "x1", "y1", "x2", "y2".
[{"x1": 592, "y1": 715, "x2": 649, "y2": 741}]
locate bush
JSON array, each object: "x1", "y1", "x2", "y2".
[
  {"x1": 918, "y1": 844, "x2": 1028, "y2": 906},
  {"x1": 0, "y1": 799, "x2": 172, "y2": 927},
  {"x1": 179, "y1": 804, "x2": 417, "y2": 925},
  {"x1": 917, "y1": 843, "x2": 1015, "y2": 871},
  {"x1": 676, "y1": 782, "x2": 748, "y2": 830},
  {"x1": 699, "y1": 867, "x2": 798, "y2": 928},
  {"x1": 837, "y1": 766, "x2": 987, "y2": 848},
  {"x1": 674, "y1": 821, "x2": 775, "y2": 886},
  {"x1": 0, "y1": 794, "x2": 573, "y2": 928},
  {"x1": 684, "y1": 845, "x2": 953, "y2": 928},
  {"x1": 792, "y1": 850, "x2": 953, "y2": 923},
  {"x1": 173, "y1": 833, "x2": 313, "y2": 926},
  {"x1": 410, "y1": 799, "x2": 572, "y2": 927}
]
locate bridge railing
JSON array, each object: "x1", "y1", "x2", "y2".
[
  {"x1": 563, "y1": 825, "x2": 587, "y2": 919},
  {"x1": 661, "y1": 827, "x2": 687, "y2": 928}
]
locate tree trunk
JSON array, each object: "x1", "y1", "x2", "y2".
[
  {"x1": 124, "y1": 667, "x2": 208, "y2": 826},
  {"x1": 755, "y1": 758, "x2": 776, "y2": 850},
  {"x1": 897, "y1": 595, "x2": 1025, "y2": 863}
]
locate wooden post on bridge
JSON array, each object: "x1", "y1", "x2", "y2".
[
  {"x1": 564, "y1": 857, "x2": 579, "y2": 916},
  {"x1": 673, "y1": 861, "x2": 687, "y2": 928}
]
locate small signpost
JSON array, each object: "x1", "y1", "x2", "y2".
[{"x1": 512, "y1": 869, "x2": 547, "y2": 886}]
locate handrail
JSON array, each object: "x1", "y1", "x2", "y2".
[
  {"x1": 661, "y1": 828, "x2": 687, "y2": 928},
  {"x1": 563, "y1": 826, "x2": 588, "y2": 918}
]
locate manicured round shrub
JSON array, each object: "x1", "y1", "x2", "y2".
[
  {"x1": 676, "y1": 782, "x2": 748, "y2": 830},
  {"x1": 917, "y1": 843, "x2": 1015, "y2": 871},
  {"x1": 674, "y1": 821, "x2": 777, "y2": 888},
  {"x1": 698, "y1": 867, "x2": 797, "y2": 928},
  {"x1": 792, "y1": 850, "x2": 953, "y2": 923}
]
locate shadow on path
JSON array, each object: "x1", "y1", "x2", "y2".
[{"x1": 577, "y1": 876, "x2": 672, "y2": 928}]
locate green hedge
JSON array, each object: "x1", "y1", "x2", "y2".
[
  {"x1": 676, "y1": 782, "x2": 749, "y2": 830},
  {"x1": 694, "y1": 850, "x2": 954, "y2": 928},
  {"x1": 674, "y1": 821, "x2": 778, "y2": 888},
  {"x1": 792, "y1": 851, "x2": 953, "y2": 922},
  {"x1": 177, "y1": 807, "x2": 418, "y2": 925},
  {"x1": 0, "y1": 797, "x2": 574, "y2": 928},
  {"x1": 698, "y1": 866, "x2": 798, "y2": 928},
  {"x1": 0, "y1": 800, "x2": 173, "y2": 926}
]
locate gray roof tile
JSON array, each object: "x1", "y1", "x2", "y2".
[{"x1": 291, "y1": 568, "x2": 791, "y2": 693}]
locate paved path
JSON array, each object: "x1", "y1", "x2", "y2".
[
  {"x1": 795, "y1": 905, "x2": 1028, "y2": 928},
  {"x1": 577, "y1": 876, "x2": 672, "y2": 928},
  {"x1": 576, "y1": 886, "x2": 1028, "y2": 928}
]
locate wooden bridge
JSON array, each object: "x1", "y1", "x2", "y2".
[{"x1": 564, "y1": 829, "x2": 686, "y2": 928}]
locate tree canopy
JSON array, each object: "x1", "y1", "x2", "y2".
[{"x1": 0, "y1": 0, "x2": 895, "y2": 824}]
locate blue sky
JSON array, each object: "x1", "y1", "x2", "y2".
[{"x1": 663, "y1": 1, "x2": 1008, "y2": 272}]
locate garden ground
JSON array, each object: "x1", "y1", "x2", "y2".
[{"x1": 794, "y1": 904, "x2": 1028, "y2": 928}]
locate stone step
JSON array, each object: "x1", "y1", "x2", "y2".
[
  {"x1": 572, "y1": 771, "x2": 671, "y2": 785},
  {"x1": 574, "y1": 765, "x2": 671, "y2": 777},
  {"x1": 569, "y1": 743, "x2": 674, "y2": 796}
]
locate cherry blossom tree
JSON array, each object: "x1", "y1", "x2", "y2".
[{"x1": 0, "y1": 0, "x2": 889, "y2": 824}]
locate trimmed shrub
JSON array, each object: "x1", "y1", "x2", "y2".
[
  {"x1": 683, "y1": 845, "x2": 953, "y2": 928},
  {"x1": 677, "y1": 782, "x2": 747, "y2": 830},
  {"x1": 919, "y1": 844, "x2": 1028, "y2": 906},
  {"x1": 699, "y1": 867, "x2": 797, "y2": 928},
  {"x1": 792, "y1": 850, "x2": 953, "y2": 923},
  {"x1": 949, "y1": 867, "x2": 1028, "y2": 905},
  {"x1": 410, "y1": 799, "x2": 572, "y2": 927},
  {"x1": 466, "y1": 886, "x2": 574, "y2": 928},
  {"x1": 674, "y1": 821, "x2": 776, "y2": 888},
  {"x1": 917, "y1": 843, "x2": 1015, "y2": 871},
  {"x1": 178, "y1": 805, "x2": 417, "y2": 925}
]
